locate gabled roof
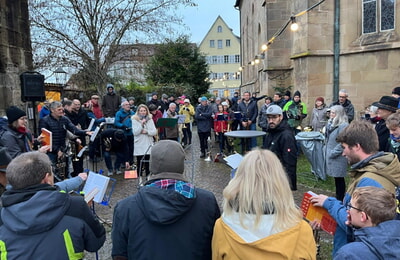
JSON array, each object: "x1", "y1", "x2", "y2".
[{"x1": 199, "y1": 15, "x2": 240, "y2": 47}]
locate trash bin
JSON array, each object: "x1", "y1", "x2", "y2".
[{"x1": 295, "y1": 131, "x2": 326, "y2": 180}]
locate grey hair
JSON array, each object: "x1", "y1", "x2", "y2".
[
  {"x1": 7, "y1": 152, "x2": 52, "y2": 190},
  {"x1": 339, "y1": 89, "x2": 348, "y2": 96},
  {"x1": 169, "y1": 102, "x2": 177, "y2": 108},
  {"x1": 50, "y1": 101, "x2": 63, "y2": 110}
]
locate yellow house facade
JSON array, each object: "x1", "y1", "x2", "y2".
[{"x1": 199, "y1": 16, "x2": 241, "y2": 98}]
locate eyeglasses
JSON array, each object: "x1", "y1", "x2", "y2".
[
  {"x1": 339, "y1": 96, "x2": 347, "y2": 98},
  {"x1": 346, "y1": 203, "x2": 362, "y2": 212}
]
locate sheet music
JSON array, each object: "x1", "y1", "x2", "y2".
[
  {"x1": 177, "y1": 115, "x2": 186, "y2": 124},
  {"x1": 85, "y1": 118, "x2": 95, "y2": 131},
  {"x1": 90, "y1": 126, "x2": 101, "y2": 142},
  {"x1": 82, "y1": 171, "x2": 110, "y2": 203},
  {"x1": 224, "y1": 153, "x2": 243, "y2": 169}
]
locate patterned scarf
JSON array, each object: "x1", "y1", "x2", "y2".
[{"x1": 147, "y1": 179, "x2": 195, "y2": 198}]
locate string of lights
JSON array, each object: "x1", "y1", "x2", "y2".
[{"x1": 237, "y1": 0, "x2": 327, "y2": 74}]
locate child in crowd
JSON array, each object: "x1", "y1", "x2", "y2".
[{"x1": 214, "y1": 104, "x2": 229, "y2": 155}]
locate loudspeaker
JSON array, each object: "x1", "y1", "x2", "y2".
[{"x1": 20, "y1": 71, "x2": 45, "y2": 102}]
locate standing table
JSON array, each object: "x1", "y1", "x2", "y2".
[{"x1": 225, "y1": 130, "x2": 266, "y2": 154}]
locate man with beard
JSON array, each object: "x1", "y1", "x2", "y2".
[
  {"x1": 310, "y1": 120, "x2": 400, "y2": 257},
  {"x1": 329, "y1": 89, "x2": 355, "y2": 122},
  {"x1": 65, "y1": 99, "x2": 92, "y2": 176},
  {"x1": 262, "y1": 105, "x2": 297, "y2": 190}
]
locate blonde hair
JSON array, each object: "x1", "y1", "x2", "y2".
[{"x1": 223, "y1": 149, "x2": 302, "y2": 231}]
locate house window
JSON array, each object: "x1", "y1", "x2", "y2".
[
  {"x1": 226, "y1": 39, "x2": 231, "y2": 47},
  {"x1": 212, "y1": 56, "x2": 217, "y2": 64},
  {"x1": 217, "y1": 26, "x2": 222, "y2": 33},
  {"x1": 224, "y1": 55, "x2": 229, "y2": 63},
  {"x1": 217, "y1": 40, "x2": 223, "y2": 49},
  {"x1": 235, "y1": 55, "x2": 240, "y2": 63},
  {"x1": 210, "y1": 40, "x2": 215, "y2": 48},
  {"x1": 363, "y1": 0, "x2": 395, "y2": 34}
]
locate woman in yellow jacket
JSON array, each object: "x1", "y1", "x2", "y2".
[
  {"x1": 212, "y1": 149, "x2": 316, "y2": 260},
  {"x1": 179, "y1": 98, "x2": 195, "y2": 146}
]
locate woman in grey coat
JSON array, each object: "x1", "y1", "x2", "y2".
[{"x1": 324, "y1": 105, "x2": 349, "y2": 201}]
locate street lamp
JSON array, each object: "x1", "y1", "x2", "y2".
[{"x1": 54, "y1": 67, "x2": 67, "y2": 99}]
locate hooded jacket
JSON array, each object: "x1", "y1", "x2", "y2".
[
  {"x1": 334, "y1": 220, "x2": 400, "y2": 260},
  {"x1": 322, "y1": 152, "x2": 400, "y2": 256},
  {"x1": 263, "y1": 119, "x2": 297, "y2": 189},
  {"x1": 0, "y1": 184, "x2": 106, "y2": 259},
  {"x1": 111, "y1": 185, "x2": 221, "y2": 260},
  {"x1": 212, "y1": 214, "x2": 316, "y2": 260},
  {"x1": 102, "y1": 86, "x2": 121, "y2": 117}
]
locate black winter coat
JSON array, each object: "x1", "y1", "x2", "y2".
[{"x1": 263, "y1": 120, "x2": 297, "y2": 187}]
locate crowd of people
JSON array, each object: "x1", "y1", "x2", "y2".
[{"x1": 0, "y1": 84, "x2": 400, "y2": 259}]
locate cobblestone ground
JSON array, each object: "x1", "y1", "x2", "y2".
[{"x1": 83, "y1": 128, "x2": 333, "y2": 260}]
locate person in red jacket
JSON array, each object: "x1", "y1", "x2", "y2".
[{"x1": 214, "y1": 104, "x2": 230, "y2": 155}]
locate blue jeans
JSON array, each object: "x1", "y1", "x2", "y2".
[
  {"x1": 240, "y1": 122, "x2": 257, "y2": 150},
  {"x1": 104, "y1": 150, "x2": 125, "y2": 171}
]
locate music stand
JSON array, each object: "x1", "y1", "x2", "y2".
[{"x1": 156, "y1": 118, "x2": 178, "y2": 128}]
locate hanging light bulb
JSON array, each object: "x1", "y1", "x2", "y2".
[
  {"x1": 254, "y1": 56, "x2": 260, "y2": 64},
  {"x1": 261, "y1": 44, "x2": 268, "y2": 51},
  {"x1": 251, "y1": 60, "x2": 255, "y2": 66},
  {"x1": 290, "y1": 16, "x2": 299, "y2": 31}
]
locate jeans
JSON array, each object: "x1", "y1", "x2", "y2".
[
  {"x1": 104, "y1": 150, "x2": 125, "y2": 171},
  {"x1": 240, "y1": 122, "x2": 257, "y2": 150}
]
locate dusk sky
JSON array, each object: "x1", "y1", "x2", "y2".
[{"x1": 178, "y1": 1, "x2": 240, "y2": 44}]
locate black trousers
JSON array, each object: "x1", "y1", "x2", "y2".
[{"x1": 198, "y1": 132, "x2": 210, "y2": 153}]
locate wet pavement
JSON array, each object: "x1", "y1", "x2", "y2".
[{"x1": 83, "y1": 129, "x2": 333, "y2": 260}]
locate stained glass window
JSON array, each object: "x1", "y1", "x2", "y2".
[{"x1": 381, "y1": 0, "x2": 395, "y2": 31}]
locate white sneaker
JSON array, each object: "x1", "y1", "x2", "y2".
[
  {"x1": 116, "y1": 169, "x2": 122, "y2": 175},
  {"x1": 107, "y1": 171, "x2": 113, "y2": 176}
]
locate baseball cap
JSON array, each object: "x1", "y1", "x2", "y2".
[{"x1": 266, "y1": 105, "x2": 283, "y2": 115}]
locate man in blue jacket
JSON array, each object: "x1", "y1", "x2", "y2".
[
  {"x1": 114, "y1": 100, "x2": 134, "y2": 165},
  {"x1": 311, "y1": 120, "x2": 400, "y2": 257},
  {"x1": 0, "y1": 152, "x2": 105, "y2": 259},
  {"x1": 111, "y1": 140, "x2": 220, "y2": 260}
]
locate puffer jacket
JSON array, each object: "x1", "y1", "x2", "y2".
[{"x1": 39, "y1": 114, "x2": 86, "y2": 153}]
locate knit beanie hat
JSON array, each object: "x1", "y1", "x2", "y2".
[
  {"x1": 294, "y1": 90, "x2": 301, "y2": 98},
  {"x1": 148, "y1": 140, "x2": 187, "y2": 182},
  {"x1": 284, "y1": 90, "x2": 291, "y2": 97},
  {"x1": 6, "y1": 106, "x2": 26, "y2": 124}
]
